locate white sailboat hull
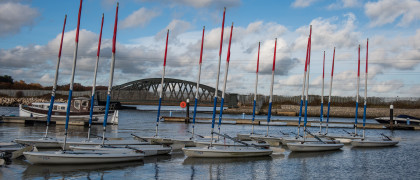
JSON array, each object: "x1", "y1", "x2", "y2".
[
  {"x1": 194, "y1": 140, "x2": 269, "y2": 148},
  {"x1": 319, "y1": 134, "x2": 363, "y2": 144},
  {"x1": 133, "y1": 136, "x2": 194, "y2": 150},
  {"x1": 236, "y1": 134, "x2": 252, "y2": 141},
  {"x1": 66, "y1": 140, "x2": 149, "y2": 147},
  {"x1": 351, "y1": 140, "x2": 399, "y2": 147},
  {"x1": 249, "y1": 135, "x2": 282, "y2": 146},
  {"x1": 334, "y1": 138, "x2": 352, "y2": 144},
  {"x1": 14, "y1": 138, "x2": 62, "y2": 148},
  {"x1": 281, "y1": 137, "x2": 340, "y2": 145},
  {"x1": 0, "y1": 142, "x2": 33, "y2": 159},
  {"x1": 287, "y1": 143, "x2": 344, "y2": 152},
  {"x1": 23, "y1": 151, "x2": 144, "y2": 164},
  {"x1": 182, "y1": 146, "x2": 272, "y2": 158},
  {"x1": 70, "y1": 145, "x2": 172, "y2": 156},
  {"x1": 15, "y1": 138, "x2": 148, "y2": 149}
]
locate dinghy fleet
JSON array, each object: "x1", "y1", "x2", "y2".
[{"x1": 9, "y1": 2, "x2": 399, "y2": 165}]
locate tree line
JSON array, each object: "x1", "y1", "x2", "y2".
[{"x1": 0, "y1": 75, "x2": 107, "y2": 91}]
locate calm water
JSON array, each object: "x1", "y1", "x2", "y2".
[{"x1": 1, "y1": 106, "x2": 419, "y2": 180}]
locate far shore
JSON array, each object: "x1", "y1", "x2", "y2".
[
  {"x1": 222, "y1": 105, "x2": 420, "y2": 119},
  {"x1": 2, "y1": 97, "x2": 418, "y2": 119}
]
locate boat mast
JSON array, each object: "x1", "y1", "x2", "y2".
[
  {"x1": 319, "y1": 51, "x2": 325, "y2": 133},
  {"x1": 102, "y1": 2, "x2": 119, "y2": 145},
  {"x1": 251, "y1": 42, "x2": 260, "y2": 134},
  {"x1": 266, "y1": 38, "x2": 277, "y2": 137},
  {"x1": 155, "y1": 29, "x2": 169, "y2": 137},
  {"x1": 297, "y1": 26, "x2": 311, "y2": 138},
  {"x1": 63, "y1": 0, "x2": 83, "y2": 151},
  {"x1": 45, "y1": 14, "x2": 66, "y2": 138},
  {"x1": 87, "y1": 13, "x2": 104, "y2": 141},
  {"x1": 216, "y1": 22, "x2": 233, "y2": 137},
  {"x1": 191, "y1": 26, "x2": 205, "y2": 138},
  {"x1": 362, "y1": 39, "x2": 368, "y2": 139},
  {"x1": 303, "y1": 30, "x2": 312, "y2": 140},
  {"x1": 354, "y1": 44, "x2": 361, "y2": 136},
  {"x1": 326, "y1": 47, "x2": 336, "y2": 135},
  {"x1": 210, "y1": 8, "x2": 226, "y2": 146}
]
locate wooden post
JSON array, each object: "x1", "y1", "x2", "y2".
[
  {"x1": 186, "y1": 98, "x2": 190, "y2": 123},
  {"x1": 390, "y1": 104, "x2": 394, "y2": 130}
]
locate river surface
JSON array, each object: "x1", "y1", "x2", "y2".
[{"x1": 1, "y1": 106, "x2": 419, "y2": 179}]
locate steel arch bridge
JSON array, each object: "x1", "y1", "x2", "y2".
[{"x1": 106, "y1": 78, "x2": 237, "y2": 106}]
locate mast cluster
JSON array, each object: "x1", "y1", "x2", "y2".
[
  {"x1": 44, "y1": 0, "x2": 120, "y2": 150},
  {"x1": 47, "y1": 3, "x2": 371, "y2": 145}
]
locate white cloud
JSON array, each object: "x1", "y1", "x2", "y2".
[
  {"x1": 400, "y1": 84, "x2": 420, "y2": 96},
  {"x1": 365, "y1": 0, "x2": 420, "y2": 27},
  {"x1": 1, "y1": 13, "x2": 418, "y2": 97},
  {"x1": 293, "y1": 13, "x2": 361, "y2": 51},
  {"x1": 120, "y1": 7, "x2": 160, "y2": 29},
  {"x1": 101, "y1": 0, "x2": 116, "y2": 8},
  {"x1": 0, "y1": 29, "x2": 113, "y2": 85},
  {"x1": 0, "y1": 2, "x2": 39, "y2": 36},
  {"x1": 292, "y1": 0, "x2": 318, "y2": 8},
  {"x1": 155, "y1": 19, "x2": 192, "y2": 44},
  {"x1": 371, "y1": 80, "x2": 404, "y2": 93},
  {"x1": 138, "y1": 0, "x2": 241, "y2": 8},
  {"x1": 327, "y1": 0, "x2": 361, "y2": 9},
  {"x1": 40, "y1": 74, "x2": 54, "y2": 85},
  {"x1": 369, "y1": 29, "x2": 420, "y2": 70}
]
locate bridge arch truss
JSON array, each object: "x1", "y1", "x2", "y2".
[{"x1": 108, "y1": 78, "x2": 237, "y2": 106}]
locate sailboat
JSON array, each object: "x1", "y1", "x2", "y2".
[
  {"x1": 18, "y1": 14, "x2": 117, "y2": 125},
  {"x1": 236, "y1": 42, "x2": 261, "y2": 142},
  {"x1": 129, "y1": 29, "x2": 195, "y2": 150},
  {"x1": 287, "y1": 26, "x2": 344, "y2": 152},
  {"x1": 351, "y1": 39, "x2": 399, "y2": 147},
  {"x1": 248, "y1": 39, "x2": 283, "y2": 147},
  {"x1": 14, "y1": 15, "x2": 68, "y2": 149},
  {"x1": 319, "y1": 45, "x2": 364, "y2": 144},
  {"x1": 24, "y1": 2, "x2": 145, "y2": 164},
  {"x1": 183, "y1": 22, "x2": 272, "y2": 158},
  {"x1": 190, "y1": 26, "x2": 206, "y2": 140},
  {"x1": 15, "y1": 12, "x2": 140, "y2": 150},
  {"x1": 281, "y1": 26, "x2": 339, "y2": 146}
]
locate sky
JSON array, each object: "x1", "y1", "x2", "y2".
[{"x1": 1, "y1": 0, "x2": 420, "y2": 98}]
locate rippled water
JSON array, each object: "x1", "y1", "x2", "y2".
[{"x1": 1, "y1": 106, "x2": 419, "y2": 179}]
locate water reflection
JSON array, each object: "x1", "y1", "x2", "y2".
[
  {"x1": 288, "y1": 150, "x2": 343, "y2": 159},
  {"x1": 23, "y1": 160, "x2": 144, "y2": 179},
  {"x1": 2, "y1": 107, "x2": 420, "y2": 179},
  {"x1": 143, "y1": 154, "x2": 172, "y2": 164},
  {"x1": 184, "y1": 156, "x2": 274, "y2": 179},
  {"x1": 183, "y1": 156, "x2": 272, "y2": 165}
]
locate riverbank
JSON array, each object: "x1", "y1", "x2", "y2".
[
  {"x1": 0, "y1": 97, "x2": 66, "y2": 107},
  {"x1": 2, "y1": 97, "x2": 419, "y2": 119},
  {"x1": 224, "y1": 105, "x2": 420, "y2": 119}
]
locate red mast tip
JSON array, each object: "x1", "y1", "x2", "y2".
[{"x1": 111, "y1": 2, "x2": 119, "y2": 53}]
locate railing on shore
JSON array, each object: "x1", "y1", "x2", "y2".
[{"x1": 238, "y1": 94, "x2": 420, "y2": 108}]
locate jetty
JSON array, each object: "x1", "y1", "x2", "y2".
[
  {"x1": 0, "y1": 116, "x2": 112, "y2": 126},
  {"x1": 162, "y1": 116, "x2": 420, "y2": 130}
]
